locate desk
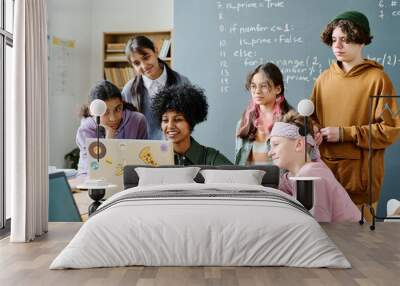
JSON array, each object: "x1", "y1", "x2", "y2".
[
  {"x1": 71, "y1": 190, "x2": 90, "y2": 221},
  {"x1": 68, "y1": 176, "x2": 90, "y2": 221},
  {"x1": 69, "y1": 176, "x2": 117, "y2": 216},
  {"x1": 68, "y1": 175, "x2": 87, "y2": 190}
]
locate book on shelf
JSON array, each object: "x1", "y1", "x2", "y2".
[
  {"x1": 106, "y1": 43, "x2": 126, "y2": 52},
  {"x1": 155, "y1": 38, "x2": 164, "y2": 55},
  {"x1": 105, "y1": 53, "x2": 127, "y2": 62},
  {"x1": 104, "y1": 68, "x2": 113, "y2": 82},
  {"x1": 104, "y1": 67, "x2": 135, "y2": 89},
  {"x1": 159, "y1": 39, "x2": 171, "y2": 59}
]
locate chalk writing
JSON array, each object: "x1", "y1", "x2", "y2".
[
  {"x1": 367, "y1": 53, "x2": 400, "y2": 67},
  {"x1": 238, "y1": 34, "x2": 303, "y2": 47},
  {"x1": 213, "y1": 0, "x2": 399, "y2": 97},
  {"x1": 224, "y1": 0, "x2": 285, "y2": 12},
  {"x1": 217, "y1": 2, "x2": 230, "y2": 94},
  {"x1": 378, "y1": 0, "x2": 400, "y2": 19},
  {"x1": 275, "y1": 56, "x2": 322, "y2": 83},
  {"x1": 228, "y1": 23, "x2": 294, "y2": 34},
  {"x1": 241, "y1": 56, "x2": 323, "y2": 83},
  {"x1": 391, "y1": 0, "x2": 400, "y2": 17}
]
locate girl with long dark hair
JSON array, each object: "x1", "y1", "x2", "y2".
[
  {"x1": 235, "y1": 63, "x2": 292, "y2": 165},
  {"x1": 122, "y1": 35, "x2": 189, "y2": 139},
  {"x1": 76, "y1": 80, "x2": 148, "y2": 175}
]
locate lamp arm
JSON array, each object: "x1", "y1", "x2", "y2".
[
  {"x1": 96, "y1": 116, "x2": 100, "y2": 162},
  {"x1": 304, "y1": 116, "x2": 307, "y2": 163}
]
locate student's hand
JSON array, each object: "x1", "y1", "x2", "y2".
[
  {"x1": 101, "y1": 124, "x2": 117, "y2": 138},
  {"x1": 320, "y1": 127, "x2": 340, "y2": 142}
]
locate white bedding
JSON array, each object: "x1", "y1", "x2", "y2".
[{"x1": 50, "y1": 183, "x2": 351, "y2": 269}]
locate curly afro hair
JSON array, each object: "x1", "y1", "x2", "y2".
[{"x1": 152, "y1": 83, "x2": 208, "y2": 131}]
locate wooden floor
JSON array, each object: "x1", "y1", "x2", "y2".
[{"x1": 0, "y1": 222, "x2": 399, "y2": 286}]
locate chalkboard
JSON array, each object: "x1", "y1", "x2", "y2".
[{"x1": 174, "y1": 0, "x2": 400, "y2": 217}]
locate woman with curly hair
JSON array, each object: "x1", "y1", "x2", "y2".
[
  {"x1": 152, "y1": 84, "x2": 232, "y2": 166},
  {"x1": 235, "y1": 63, "x2": 293, "y2": 165},
  {"x1": 311, "y1": 11, "x2": 400, "y2": 209}
]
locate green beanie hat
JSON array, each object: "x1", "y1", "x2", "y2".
[{"x1": 333, "y1": 10, "x2": 370, "y2": 36}]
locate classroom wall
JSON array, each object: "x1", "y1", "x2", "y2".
[
  {"x1": 47, "y1": 0, "x2": 173, "y2": 168},
  {"x1": 47, "y1": 0, "x2": 92, "y2": 168}
]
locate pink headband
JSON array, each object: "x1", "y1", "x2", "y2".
[{"x1": 270, "y1": 122, "x2": 320, "y2": 160}]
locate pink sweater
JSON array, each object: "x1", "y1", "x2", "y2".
[{"x1": 279, "y1": 160, "x2": 361, "y2": 223}]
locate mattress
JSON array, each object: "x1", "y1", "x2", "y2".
[{"x1": 50, "y1": 183, "x2": 351, "y2": 269}]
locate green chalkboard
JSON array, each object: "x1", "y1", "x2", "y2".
[{"x1": 174, "y1": 0, "x2": 400, "y2": 217}]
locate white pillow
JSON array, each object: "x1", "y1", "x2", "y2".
[
  {"x1": 200, "y1": 169, "x2": 265, "y2": 185},
  {"x1": 135, "y1": 167, "x2": 201, "y2": 186}
]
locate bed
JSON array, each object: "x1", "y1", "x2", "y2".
[{"x1": 50, "y1": 165, "x2": 350, "y2": 269}]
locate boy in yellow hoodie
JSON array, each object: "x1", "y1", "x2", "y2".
[{"x1": 310, "y1": 11, "x2": 400, "y2": 208}]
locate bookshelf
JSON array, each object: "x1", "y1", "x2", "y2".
[{"x1": 103, "y1": 30, "x2": 172, "y2": 89}]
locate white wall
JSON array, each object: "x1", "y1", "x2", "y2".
[
  {"x1": 47, "y1": 0, "x2": 92, "y2": 168},
  {"x1": 47, "y1": 0, "x2": 173, "y2": 168}
]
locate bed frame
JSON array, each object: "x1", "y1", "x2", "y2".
[{"x1": 123, "y1": 165, "x2": 280, "y2": 189}]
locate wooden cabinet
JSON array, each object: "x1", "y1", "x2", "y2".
[{"x1": 103, "y1": 30, "x2": 172, "y2": 89}]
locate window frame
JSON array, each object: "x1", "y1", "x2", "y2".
[{"x1": 0, "y1": 0, "x2": 14, "y2": 234}]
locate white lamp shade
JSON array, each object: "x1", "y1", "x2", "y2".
[
  {"x1": 297, "y1": 99, "x2": 315, "y2": 116},
  {"x1": 89, "y1": 99, "x2": 107, "y2": 117}
]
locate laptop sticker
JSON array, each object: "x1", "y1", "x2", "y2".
[
  {"x1": 90, "y1": 161, "x2": 99, "y2": 170},
  {"x1": 88, "y1": 141, "x2": 107, "y2": 159},
  {"x1": 139, "y1": 146, "x2": 158, "y2": 166}
]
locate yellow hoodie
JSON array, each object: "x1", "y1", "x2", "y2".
[{"x1": 311, "y1": 59, "x2": 400, "y2": 204}]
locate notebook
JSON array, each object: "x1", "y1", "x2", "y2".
[{"x1": 87, "y1": 138, "x2": 174, "y2": 196}]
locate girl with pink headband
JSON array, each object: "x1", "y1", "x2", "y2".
[
  {"x1": 268, "y1": 111, "x2": 361, "y2": 222},
  {"x1": 235, "y1": 63, "x2": 293, "y2": 165}
]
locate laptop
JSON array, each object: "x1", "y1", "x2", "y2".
[
  {"x1": 87, "y1": 138, "x2": 174, "y2": 196},
  {"x1": 49, "y1": 171, "x2": 82, "y2": 222}
]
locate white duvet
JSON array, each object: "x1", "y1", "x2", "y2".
[{"x1": 50, "y1": 183, "x2": 351, "y2": 269}]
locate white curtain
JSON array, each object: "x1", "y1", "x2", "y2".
[{"x1": 7, "y1": 0, "x2": 48, "y2": 242}]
